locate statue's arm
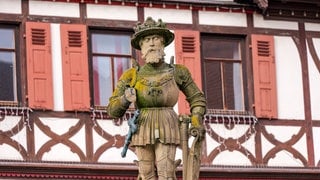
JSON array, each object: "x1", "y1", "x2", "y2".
[
  {"x1": 106, "y1": 68, "x2": 136, "y2": 118},
  {"x1": 174, "y1": 65, "x2": 206, "y2": 125}
]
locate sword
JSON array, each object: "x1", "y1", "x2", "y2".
[
  {"x1": 179, "y1": 115, "x2": 190, "y2": 180},
  {"x1": 179, "y1": 115, "x2": 205, "y2": 180}
]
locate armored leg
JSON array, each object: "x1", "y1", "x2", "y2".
[
  {"x1": 155, "y1": 143, "x2": 177, "y2": 180},
  {"x1": 135, "y1": 145, "x2": 156, "y2": 180}
]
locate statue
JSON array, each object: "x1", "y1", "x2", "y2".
[{"x1": 107, "y1": 17, "x2": 206, "y2": 180}]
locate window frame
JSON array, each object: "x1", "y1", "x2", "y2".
[
  {"x1": 88, "y1": 29, "x2": 134, "y2": 109},
  {"x1": 0, "y1": 24, "x2": 21, "y2": 107},
  {"x1": 201, "y1": 34, "x2": 248, "y2": 112}
]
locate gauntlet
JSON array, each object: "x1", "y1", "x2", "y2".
[
  {"x1": 191, "y1": 113, "x2": 202, "y2": 127},
  {"x1": 191, "y1": 106, "x2": 205, "y2": 127},
  {"x1": 190, "y1": 106, "x2": 206, "y2": 141},
  {"x1": 124, "y1": 87, "x2": 136, "y2": 103}
]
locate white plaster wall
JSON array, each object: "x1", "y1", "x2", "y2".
[
  {"x1": 29, "y1": 0, "x2": 79, "y2": 17},
  {"x1": 93, "y1": 119, "x2": 135, "y2": 163},
  {"x1": 51, "y1": 24, "x2": 64, "y2": 112},
  {"x1": 199, "y1": 11, "x2": 247, "y2": 27},
  {"x1": 87, "y1": 4, "x2": 137, "y2": 21},
  {"x1": 313, "y1": 127, "x2": 320, "y2": 165},
  {"x1": 262, "y1": 126, "x2": 306, "y2": 167},
  {"x1": 253, "y1": 13, "x2": 298, "y2": 30},
  {"x1": 35, "y1": 117, "x2": 85, "y2": 162},
  {"x1": 144, "y1": 8, "x2": 192, "y2": 24},
  {"x1": 207, "y1": 124, "x2": 256, "y2": 166},
  {"x1": 0, "y1": 144, "x2": 24, "y2": 160},
  {"x1": 268, "y1": 150, "x2": 304, "y2": 167},
  {"x1": 34, "y1": 125, "x2": 51, "y2": 154},
  {"x1": 305, "y1": 22, "x2": 320, "y2": 32},
  {"x1": 213, "y1": 151, "x2": 252, "y2": 166},
  {"x1": 164, "y1": 32, "x2": 175, "y2": 64},
  {"x1": 0, "y1": 116, "x2": 26, "y2": 160},
  {"x1": 308, "y1": 38, "x2": 320, "y2": 120},
  {"x1": 0, "y1": 0, "x2": 21, "y2": 14},
  {"x1": 274, "y1": 36, "x2": 305, "y2": 120},
  {"x1": 42, "y1": 143, "x2": 80, "y2": 162}
]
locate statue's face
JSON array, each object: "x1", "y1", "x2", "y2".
[{"x1": 140, "y1": 35, "x2": 165, "y2": 64}]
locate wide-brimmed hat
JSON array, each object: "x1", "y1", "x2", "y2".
[{"x1": 131, "y1": 17, "x2": 174, "y2": 50}]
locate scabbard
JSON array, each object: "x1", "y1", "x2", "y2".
[{"x1": 179, "y1": 115, "x2": 190, "y2": 180}]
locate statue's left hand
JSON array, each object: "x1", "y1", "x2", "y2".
[
  {"x1": 190, "y1": 114, "x2": 205, "y2": 141},
  {"x1": 191, "y1": 113, "x2": 202, "y2": 127}
]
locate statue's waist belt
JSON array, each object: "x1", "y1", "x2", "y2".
[{"x1": 140, "y1": 107, "x2": 173, "y2": 110}]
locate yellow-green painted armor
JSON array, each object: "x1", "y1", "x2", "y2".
[{"x1": 107, "y1": 62, "x2": 206, "y2": 147}]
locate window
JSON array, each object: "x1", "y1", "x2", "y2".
[
  {"x1": 202, "y1": 35, "x2": 245, "y2": 111},
  {"x1": 0, "y1": 26, "x2": 18, "y2": 104},
  {"x1": 90, "y1": 31, "x2": 132, "y2": 108}
]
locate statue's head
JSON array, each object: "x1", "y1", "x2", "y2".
[
  {"x1": 131, "y1": 17, "x2": 174, "y2": 50},
  {"x1": 131, "y1": 17, "x2": 174, "y2": 65}
]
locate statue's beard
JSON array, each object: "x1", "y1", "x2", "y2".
[{"x1": 142, "y1": 48, "x2": 165, "y2": 64}]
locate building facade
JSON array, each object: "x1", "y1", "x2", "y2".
[{"x1": 0, "y1": 0, "x2": 319, "y2": 179}]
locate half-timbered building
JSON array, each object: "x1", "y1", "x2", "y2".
[{"x1": 0, "y1": 0, "x2": 319, "y2": 179}]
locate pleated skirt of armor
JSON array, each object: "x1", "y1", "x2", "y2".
[{"x1": 131, "y1": 107, "x2": 180, "y2": 146}]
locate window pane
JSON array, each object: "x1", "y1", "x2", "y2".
[
  {"x1": 203, "y1": 39, "x2": 240, "y2": 60},
  {"x1": 92, "y1": 34, "x2": 131, "y2": 55},
  {"x1": 0, "y1": 29, "x2": 15, "y2": 49},
  {"x1": 92, "y1": 56, "x2": 112, "y2": 106},
  {"x1": 204, "y1": 61, "x2": 223, "y2": 109},
  {"x1": 113, "y1": 57, "x2": 131, "y2": 86},
  {"x1": 224, "y1": 62, "x2": 243, "y2": 110},
  {"x1": 0, "y1": 52, "x2": 16, "y2": 101},
  {"x1": 91, "y1": 32, "x2": 132, "y2": 107},
  {"x1": 232, "y1": 63, "x2": 244, "y2": 110},
  {"x1": 92, "y1": 56, "x2": 131, "y2": 106}
]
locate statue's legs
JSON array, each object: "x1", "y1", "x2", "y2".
[
  {"x1": 135, "y1": 143, "x2": 177, "y2": 180},
  {"x1": 155, "y1": 143, "x2": 177, "y2": 180},
  {"x1": 135, "y1": 145, "x2": 156, "y2": 180}
]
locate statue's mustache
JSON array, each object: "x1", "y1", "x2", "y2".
[
  {"x1": 142, "y1": 48, "x2": 164, "y2": 59},
  {"x1": 144, "y1": 48, "x2": 157, "y2": 55}
]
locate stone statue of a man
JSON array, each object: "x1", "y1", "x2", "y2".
[{"x1": 107, "y1": 17, "x2": 206, "y2": 180}]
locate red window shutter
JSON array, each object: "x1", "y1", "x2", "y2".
[
  {"x1": 60, "y1": 24, "x2": 90, "y2": 111},
  {"x1": 26, "y1": 22, "x2": 53, "y2": 109},
  {"x1": 251, "y1": 34, "x2": 277, "y2": 118},
  {"x1": 175, "y1": 30, "x2": 202, "y2": 115}
]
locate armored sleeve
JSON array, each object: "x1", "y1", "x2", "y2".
[
  {"x1": 174, "y1": 64, "x2": 206, "y2": 116},
  {"x1": 106, "y1": 68, "x2": 136, "y2": 118}
]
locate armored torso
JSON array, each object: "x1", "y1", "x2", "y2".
[
  {"x1": 135, "y1": 64, "x2": 179, "y2": 109},
  {"x1": 131, "y1": 63, "x2": 181, "y2": 146}
]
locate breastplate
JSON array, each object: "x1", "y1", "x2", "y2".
[{"x1": 135, "y1": 69, "x2": 179, "y2": 108}]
